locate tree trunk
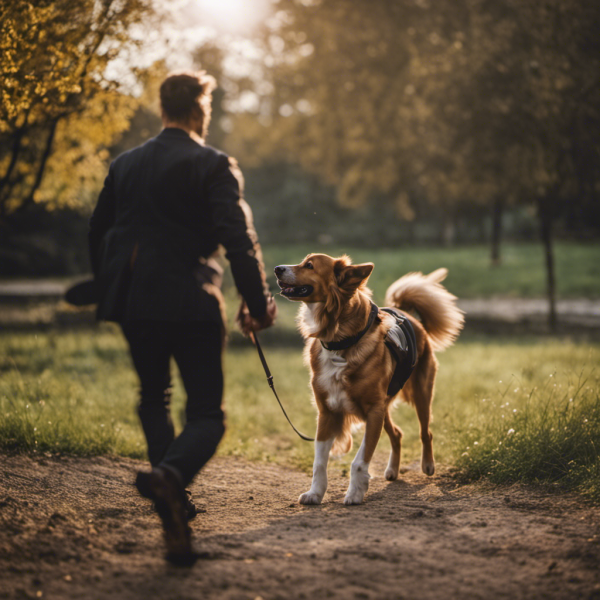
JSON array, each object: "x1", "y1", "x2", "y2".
[
  {"x1": 13, "y1": 119, "x2": 59, "y2": 216},
  {"x1": 405, "y1": 217, "x2": 417, "y2": 245},
  {"x1": 0, "y1": 128, "x2": 26, "y2": 216},
  {"x1": 441, "y1": 212, "x2": 455, "y2": 247},
  {"x1": 537, "y1": 197, "x2": 557, "y2": 332},
  {"x1": 490, "y1": 196, "x2": 504, "y2": 267}
]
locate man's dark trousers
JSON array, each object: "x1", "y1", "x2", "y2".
[{"x1": 121, "y1": 319, "x2": 225, "y2": 487}]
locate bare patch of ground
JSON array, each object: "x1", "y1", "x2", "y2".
[{"x1": 1, "y1": 453, "x2": 599, "y2": 600}]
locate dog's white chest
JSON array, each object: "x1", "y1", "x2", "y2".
[{"x1": 317, "y1": 350, "x2": 354, "y2": 413}]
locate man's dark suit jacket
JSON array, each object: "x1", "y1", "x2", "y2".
[{"x1": 88, "y1": 128, "x2": 269, "y2": 324}]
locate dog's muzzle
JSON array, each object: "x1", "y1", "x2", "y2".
[
  {"x1": 274, "y1": 265, "x2": 314, "y2": 298},
  {"x1": 277, "y1": 282, "x2": 314, "y2": 298}
]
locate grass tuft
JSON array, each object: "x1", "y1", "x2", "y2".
[{"x1": 451, "y1": 368, "x2": 600, "y2": 501}]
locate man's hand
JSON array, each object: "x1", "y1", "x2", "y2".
[{"x1": 237, "y1": 296, "x2": 278, "y2": 337}]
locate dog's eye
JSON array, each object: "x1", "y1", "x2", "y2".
[{"x1": 304, "y1": 261, "x2": 314, "y2": 269}]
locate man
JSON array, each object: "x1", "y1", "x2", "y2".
[{"x1": 88, "y1": 71, "x2": 277, "y2": 564}]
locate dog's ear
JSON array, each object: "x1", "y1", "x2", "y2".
[{"x1": 335, "y1": 262, "x2": 374, "y2": 292}]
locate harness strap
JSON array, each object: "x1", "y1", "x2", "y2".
[
  {"x1": 381, "y1": 307, "x2": 418, "y2": 396},
  {"x1": 251, "y1": 331, "x2": 314, "y2": 442},
  {"x1": 321, "y1": 301, "x2": 380, "y2": 352}
]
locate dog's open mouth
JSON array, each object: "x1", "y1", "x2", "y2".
[{"x1": 277, "y1": 280, "x2": 314, "y2": 298}]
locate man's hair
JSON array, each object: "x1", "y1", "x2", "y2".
[{"x1": 160, "y1": 70, "x2": 216, "y2": 138}]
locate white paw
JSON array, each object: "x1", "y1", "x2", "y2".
[
  {"x1": 299, "y1": 491, "x2": 323, "y2": 505},
  {"x1": 384, "y1": 466, "x2": 398, "y2": 481},
  {"x1": 422, "y1": 460, "x2": 435, "y2": 476},
  {"x1": 343, "y1": 487, "x2": 365, "y2": 505}
]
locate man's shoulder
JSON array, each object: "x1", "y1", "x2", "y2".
[
  {"x1": 202, "y1": 144, "x2": 228, "y2": 159},
  {"x1": 109, "y1": 136, "x2": 235, "y2": 176},
  {"x1": 110, "y1": 138, "x2": 153, "y2": 168},
  {"x1": 198, "y1": 145, "x2": 242, "y2": 180},
  {"x1": 197, "y1": 144, "x2": 232, "y2": 170}
]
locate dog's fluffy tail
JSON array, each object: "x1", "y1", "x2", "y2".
[
  {"x1": 331, "y1": 429, "x2": 353, "y2": 456},
  {"x1": 330, "y1": 415, "x2": 362, "y2": 455},
  {"x1": 384, "y1": 268, "x2": 464, "y2": 351}
]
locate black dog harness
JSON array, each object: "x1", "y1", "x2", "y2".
[
  {"x1": 380, "y1": 307, "x2": 417, "y2": 396},
  {"x1": 321, "y1": 302, "x2": 417, "y2": 396},
  {"x1": 320, "y1": 302, "x2": 380, "y2": 352}
]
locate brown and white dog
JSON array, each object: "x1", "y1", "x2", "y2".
[{"x1": 274, "y1": 254, "x2": 464, "y2": 505}]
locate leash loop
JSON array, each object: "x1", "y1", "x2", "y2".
[{"x1": 250, "y1": 332, "x2": 314, "y2": 442}]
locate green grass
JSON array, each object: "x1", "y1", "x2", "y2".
[
  {"x1": 450, "y1": 367, "x2": 600, "y2": 501},
  {"x1": 3, "y1": 242, "x2": 597, "y2": 301},
  {"x1": 0, "y1": 328, "x2": 145, "y2": 458},
  {"x1": 1, "y1": 328, "x2": 599, "y2": 502},
  {"x1": 258, "y1": 241, "x2": 600, "y2": 301}
]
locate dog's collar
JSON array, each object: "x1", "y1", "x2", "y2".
[{"x1": 321, "y1": 302, "x2": 379, "y2": 352}]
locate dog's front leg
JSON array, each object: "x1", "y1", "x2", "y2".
[
  {"x1": 299, "y1": 437, "x2": 334, "y2": 505},
  {"x1": 344, "y1": 409, "x2": 385, "y2": 505}
]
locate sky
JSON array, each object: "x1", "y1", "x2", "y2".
[
  {"x1": 105, "y1": 0, "x2": 275, "y2": 95},
  {"x1": 156, "y1": 0, "x2": 273, "y2": 68}
]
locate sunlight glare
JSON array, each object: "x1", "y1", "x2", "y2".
[{"x1": 194, "y1": 0, "x2": 271, "y2": 34}]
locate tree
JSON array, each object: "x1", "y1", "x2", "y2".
[
  {"x1": 227, "y1": 0, "x2": 600, "y2": 329},
  {"x1": 0, "y1": 0, "x2": 154, "y2": 220},
  {"x1": 457, "y1": 0, "x2": 600, "y2": 328}
]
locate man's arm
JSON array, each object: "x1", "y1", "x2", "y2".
[
  {"x1": 206, "y1": 154, "x2": 271, "y2": 320},
  {"x1": 88, "y1": 164, "x2": 116, "y2": 277}
]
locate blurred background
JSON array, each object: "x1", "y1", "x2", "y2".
[
  {"x1": 1, "y1": 0, "x2": 599, "y2": 328},
  {"x1": 1, "y1": 0, "x2": 600, "y2": 496}
]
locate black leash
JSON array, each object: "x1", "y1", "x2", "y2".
[{"x1": 250, "y1": 331, "x2": 314, "y2": 442}]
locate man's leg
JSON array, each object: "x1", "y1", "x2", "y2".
[
  {"x1": 157, "y1": 321, "x2": 225, "y2": 488},
  {"x1": 121, "y1": 321, "x2": 175, "y2": 467},
  {"x1": 125, "y1": 321, "x2": 195, "y2": 563}
]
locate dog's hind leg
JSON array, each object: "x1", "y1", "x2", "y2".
[
  {"x1": 383, "y1": 409, "x2": 403, "y2": 481},
  {"x1": 344, "y1": 408, "x2": 385, "y2": 505},
  {"x1": 298, "y1": 411, "x2": 340, "y2": 505},
  {"x1": 411, "y1": 353, "x2": 437, "y2": 476}
]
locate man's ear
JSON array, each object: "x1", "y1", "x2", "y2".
[{"x1": 335, "y1": 262, "x2": 374, "y2": 292}]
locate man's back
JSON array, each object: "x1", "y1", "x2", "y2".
[
  {"x1": 89, "y1": 128, "x2": 268, "y2": 324},
  {"x1": 110, "y1": 129, "x2": 223, "y2": 247}
]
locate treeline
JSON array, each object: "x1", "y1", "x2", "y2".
[{"x1": 1, "y1": 0, "x2": 598, "y2": 327}]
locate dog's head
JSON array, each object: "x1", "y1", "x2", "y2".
[{"x1": 274, "y1": 254, "x2": 374, "y2": 306}]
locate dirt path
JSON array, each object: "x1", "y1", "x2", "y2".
[{"x1": 1, "y1": 453, "x2": 599, "y2": 600}]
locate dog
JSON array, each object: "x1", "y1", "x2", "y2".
[{"x1": 274, "y1": 254, "x2": 464, "y2": 505}]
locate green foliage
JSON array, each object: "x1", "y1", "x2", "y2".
[
  {"x1": 225, "y1": 0, "x2": 600, "y2": 222},
  {"x1": 451, "y1": 369, "x2": 600, "y2": 501},
  {"x1": 37, "y1": 90, "x2": 139, "y2": 212}
]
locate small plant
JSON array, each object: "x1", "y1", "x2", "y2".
[{"x1": 452, "y1": 369, "x2": 600, "y2": 501}]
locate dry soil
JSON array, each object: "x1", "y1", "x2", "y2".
[{"x1": 1, "y1": 453, "x2": 599, "y2": 600}]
